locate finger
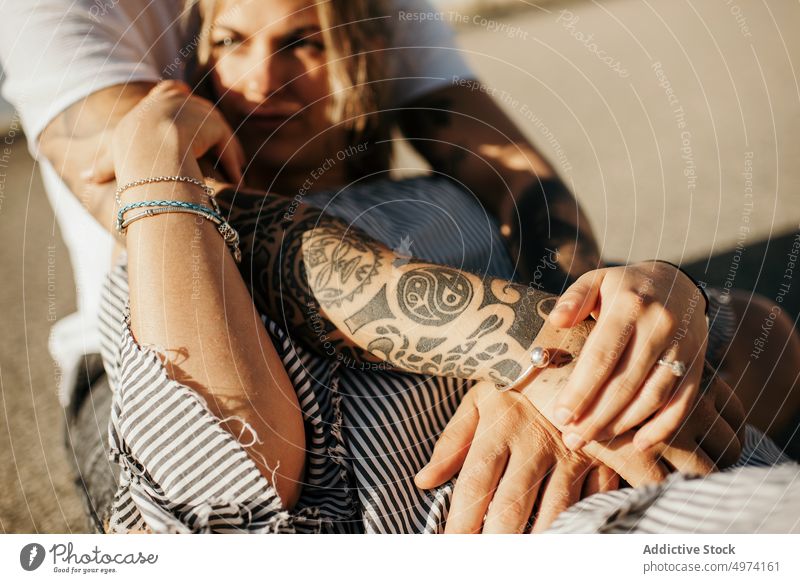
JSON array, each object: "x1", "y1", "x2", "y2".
[
  {"x1": 596, "y1": 350, "x2": 683, "y2": 439},
  {"x1": 531, "y1": 461, "x2": 587, "y2": 533},
  {"x1": 482, "y1": 448, "x2": 545, "y2": 534},
  {"x1": 581, "y1": 465, "x2": 619, "y2": 498},
  {"x1": 706, "y1": 369, "x2": 747, "y2": 443},
  {"x1": 584, "y1": 437, "x2": 670, "y2": 487},
  {"x1": 696, "y1": 412, "x2": 742, "y2": 469},
  {"x1": 564, "y1": 324, "x2": 673, "y2": 444},
  {"x1": 633, "y1": 356, "x2": 702, "y2": 451},
  {"x1": 415, "y1": 392, "x2": 479, "y2": 489},
  {"x1": 549, "y1": 270, "x2": 604, "y2": 328},
  {"x1": 81, "y1": 148, "x2": 116, "y2": 184},
  {"x1": 554, "y1": 307, "x2": 638, "y2": 443},
  {"x1": 227, "y1": 129, "x2": 247, "y2": 180},
  {"x1": 445, "y1": 441, "x2": 509, "y2": 534},
  {"x1": 684, "y1": 373, "x2": 744, "y2": 469},
  {"x1": 660, "y1": 440, "x2": 715, "y2": 476},
  {"x1": 213, "y1": 133, "x2": 244, "y2": 183}
]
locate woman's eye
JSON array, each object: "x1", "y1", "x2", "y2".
[
  {"x1": 211, "y1": 35, "x2": 240, "y2": 49},
  {"x1": 286, "y1": 37, "x2": 325, "y2": 53}
]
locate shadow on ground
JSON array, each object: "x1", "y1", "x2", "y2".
[{"x1": 685, "y1": 230, "x2": 800, "y2": 321}]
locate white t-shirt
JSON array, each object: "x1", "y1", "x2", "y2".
[{"x1": 0, "y1": 0, "x2": 474, "y2": 407}]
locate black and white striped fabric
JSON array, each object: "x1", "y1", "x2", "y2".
[{"x1": 98, "y1": 176, "x2": 796, "y2": 533}]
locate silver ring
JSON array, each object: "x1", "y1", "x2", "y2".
[{"x1": 657, "y1": 358, "x2": 687, "y2": 378}]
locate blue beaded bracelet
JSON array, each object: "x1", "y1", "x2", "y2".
[{"x1": 116, "y1": 200, "x2": 221, "y2": 232}]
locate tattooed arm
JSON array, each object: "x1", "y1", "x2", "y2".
[
  {"x1": 397, "y1": 84, "x2": 602, "y2": 292},
  {"x1": 219, "y1": 185, "x2": 559, "y2": 389}
]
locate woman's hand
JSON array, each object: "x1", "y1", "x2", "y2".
[
  {"x1": 414, "y1": 382, "x2": 619, "y2": 534},
  {"x1": 547, "y1": 261, "x2": 709, "y2": 451},
  {"x1": 416, "y1": 368, "x2": 745, "y2": 534},
  {"x1": 111, "y1": 80, "x2": 245, "y2": 183}
]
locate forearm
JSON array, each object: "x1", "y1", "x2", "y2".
[
  {"x1": 117, "y1": 144, "x2": 305, "y2": 508},
  {"x1": 503, "y1": 176, "x2": 602, "y2": 292},
  {"x1": 219, "y1": 186, "x2": 565, "y2": 387}
]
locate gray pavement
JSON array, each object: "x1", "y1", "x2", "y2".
[{"x1": 1, "y1": 0, "x2": 799, "y2": 533}]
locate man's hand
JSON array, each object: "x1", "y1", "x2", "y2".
[
  {"x1": 414, "y1": 366, "x2": 746, "y2": 534},
  {"x1": 37, "y1": 82, "x2": 158, "y2": 237},
  {"x1": 414, "y1": 381, "x2": 619, "y2": 534}
]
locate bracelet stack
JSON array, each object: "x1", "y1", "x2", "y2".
[{"x1": 115, "y1": 176, "x2": 241, "y2": 263}]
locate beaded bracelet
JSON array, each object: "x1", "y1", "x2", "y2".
[{"x1": 116, "y1": 200, "x2": 222, "y2": 232}]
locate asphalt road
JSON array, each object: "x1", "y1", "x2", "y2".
[{"x1": 1, "y1": 0, "x2": 798, "y2": 533}]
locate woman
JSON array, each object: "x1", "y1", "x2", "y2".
[{"x1": 101, "y1": 0, "x2": 798, "y2": 533}]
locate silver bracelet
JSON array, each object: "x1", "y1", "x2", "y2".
[
  {"x1": 115, "y1": 175, "x2": 216, "y2": 208},
  {"x1": 495, "y1": 347, "x2": 552, "y2": 392},
  {"x1": 121, "y1": 206, "x2": 242, "y2": 264}
]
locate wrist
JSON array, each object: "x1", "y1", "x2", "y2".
[
  {"x1": 114, "y1": 126, "x2": 197, "y2": 185},
  {"x1": 647, "y1": 259, "x2": 709, "y2": 315},
  {"x1": 514, "y1": 316, "x2": 594, "y2": 422}
]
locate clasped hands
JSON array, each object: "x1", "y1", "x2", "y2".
[{"x1": 415, "y1": 263, "x2": 747, "y2": 534}]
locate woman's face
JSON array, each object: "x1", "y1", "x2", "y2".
[{"x1": 208, "y1": 0, "x2": 344, "y2": 180}]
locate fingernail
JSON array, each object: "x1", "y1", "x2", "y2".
[
  {"x1": 81, "y1": 169, "x2": 95, "y2": 181},
  {"x1": 634, "y1": 436, "x2": 651, "y2": 451},
  {"x1": 554, "y1": 407, "x2": 573, "y2": 425},
  {"x1": 563, "y1": 433, "x2": 585, "y2": 451},
  {"x1": 553, "y1": 301, "x2": 573, "y2": 314}
]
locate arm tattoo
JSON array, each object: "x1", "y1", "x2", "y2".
[{"x1": 216, "y1": 186, "x2": 557, "y2": 385}]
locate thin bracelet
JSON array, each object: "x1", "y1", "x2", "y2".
[
  {"x1": 115, "y1": 175, "x2": 215, "y2": 207},
  {"x1": 120, "y1": 205, "x2": 219, "y2": 230},
  {"x1": 117, "y1": 200, "x2": 221, "y2": 232},
  {"x1": 495, "y1": 348, "x2": 551, "y2": 392},
  {"x1": 651, "y1": 260, "x2": 710, "y2": 315},
  {"x1": 120, "y1": 206, "x2": 242, "y2": 263}
]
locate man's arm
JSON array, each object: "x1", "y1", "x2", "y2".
[
  {"x1": 37, "y1": 82, "x2": 157, "y2": 240},
  {"x1": 397, "y1": 84, "x2": 602, "y2": 292}
]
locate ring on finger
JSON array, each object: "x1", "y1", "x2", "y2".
[{"x1": 656, "y1": 357, "x2": 687, "y2": 378}]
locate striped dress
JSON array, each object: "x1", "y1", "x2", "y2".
[{"x1": 98, "y1": 176, "x2": 797, "y2": 534}]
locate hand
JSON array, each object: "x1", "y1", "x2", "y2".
[
  {"x1": 548, "y1": 262, "x2": 709, "y2": 451},
  {"x1": 414, "y1": 382, "x2": 620, "y2": 534},
  {"x1": 515, "y1": 315, "x2": 746, "y2": 479},
  {"x1": 111, "y1": 80, "x2": 245, "y2": 183},
  {"x1": 583, "y1": 363, "x2": 747, "y2": 481}
]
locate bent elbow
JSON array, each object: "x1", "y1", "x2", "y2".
[{"x1": 280, "y1": 483, "x2": 303, "y2": 511}]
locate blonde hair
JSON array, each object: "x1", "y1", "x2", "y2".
[{"x1": 186, "y1": 0, "x2": 391, "y2": 177}]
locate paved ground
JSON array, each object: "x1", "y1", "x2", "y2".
[{"x1": 1, "y1": 0, "x2": 798, "y2": 533}]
